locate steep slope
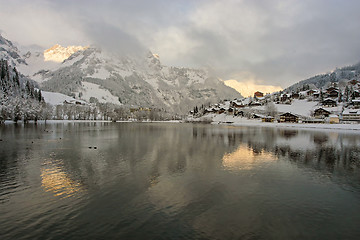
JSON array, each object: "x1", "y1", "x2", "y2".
[{"x1": 0, "y1": 34, "x2": 26, "y2": 66}]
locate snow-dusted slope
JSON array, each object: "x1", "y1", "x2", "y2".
[
  {"x1": 74, "y1": 82, "x2": 121, "y2": 105},
  {"x1": 41, "y1": 91, "x2": 80, "y2": 105}
]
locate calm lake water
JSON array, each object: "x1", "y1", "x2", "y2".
[{"x1": 1, "y1": 122, "x2": 360, "y2": 240}]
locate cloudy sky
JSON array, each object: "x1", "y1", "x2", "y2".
[{"x1": 1, "y1": 0, "x2": 360, "y2": 89}]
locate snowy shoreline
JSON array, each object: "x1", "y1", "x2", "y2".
[
  {"x1": 3, "y1": 118, "x2": 360, "y2": 133},
  {"x1": 208, "y1": 114, "x2": 360, "y2": 133}
]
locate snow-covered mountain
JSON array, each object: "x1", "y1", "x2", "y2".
[{"x1": 1, "y1": 34, "x2": 241, "y2": 113}]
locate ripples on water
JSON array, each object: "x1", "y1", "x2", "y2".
[{"x1": 0, "y1": 122, "x2": 360, "y2": 239}]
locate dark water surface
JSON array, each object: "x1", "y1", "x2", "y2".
[{"x1": 1, "y1": 122, "x2": 360, "y2": 240}]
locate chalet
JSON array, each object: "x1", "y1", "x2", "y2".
[
  {"x1": 63, "y1": 100, "x2": 86, "y2": 105},
  {"x1": 280, "y1": 93, "x2": 291, "y2": 102},
  {"x1": 279, "y1": 112, "x2": 299, "y2": 123},
  {"x1": 322, "y1": 98, "x2": 337, "y2": 107},
  {"x1": 313, "y1": 92, "x2": 320, "y2": 98},
  {"x1": 234, "y1": 110, "x2": 244, "y2": 117},
  {"x1": 292, "y1": 93, "x2": 300, "y2": 99},
  {"x1": 307, "y1": 89, "x2": 316, "y2": 96},
  {"x1": 352, "y1": 99, "x2": 360, "y2": 108},
  {"x1": 204, "y1": 108, "x2": 215, "y2": 114},
  {"x1": 326, "y1": 87, "x2": 338, "y2": 93},
  {"x1": 329, "y1": 114, "x2": 340, "y2": 124},
  {"x1": 314, "y1": 108, "x2": 331, "y2": 118},
  {"x1": 352, "y1": 91, "x2": 360, "y2": 98},
  {"x1": 231, "y1": 100, "x2": 245, "y2": 108},
  {"x1": 252, "y1": 113, "x2": 263, "y2": 119},
  {"x1": 218, "y1": 107, "x2": 226, "y2": 114},
  {"x1": 254, "y1": 91, "x2": 264, "y2": 98},
  {"x1": 342, "y1": 109, "x2": 360, "y2": 122},
  {"x1": 327, "y1": 90, "x2": 339, "y2": 98},
  {"x1": 262, "y1": 116, "x2": 274, "y2": 122}
]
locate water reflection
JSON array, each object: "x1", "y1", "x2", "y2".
[
  {"x1": 41, "y1": 159, "x2": 84, "y2": 198},
  {"x1": 1, "y1": 123, "x2": 360, "y2": 239},
  {"x1": 222, "y1": 144, "x2": 276, "y2": 170}
]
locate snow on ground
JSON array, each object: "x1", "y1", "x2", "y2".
[
  {"x1": 252, "y1": 100, "x2": 319, "y2": 117},
  {"x1": 42, "y1": 91, "x2": 78, "y2": 105},
  {"x1": 86, "y1": 66, "x2": 111, "y2": 79},
  {"x1": 145, "y1": 78, "x2": 159, "y2": 89},
  {"x1": 76, "y1": 82, "x2": 121, "y2": 105},
  {"x1": 204, "y1": 113, "x2": 360, "y2": 132}
]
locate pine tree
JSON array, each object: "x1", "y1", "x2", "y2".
[{"x1": 38, "y1": 90, "x2": 42, "y2": 102}]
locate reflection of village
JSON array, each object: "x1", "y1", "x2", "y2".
[
  {"x1": 191, "y1": 79, "x2": 360, "y2": 123},
  {"x1": 191, "y1": 126, "x2": 360, "y2": 180}
]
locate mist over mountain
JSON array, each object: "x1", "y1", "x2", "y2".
[{"x1": 0, "y1": 34, "x2": 241, "y2": 113}]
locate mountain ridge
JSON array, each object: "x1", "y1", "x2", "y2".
[{"x1": 0, "y1": 34, "x2": 241, "y2": 113}]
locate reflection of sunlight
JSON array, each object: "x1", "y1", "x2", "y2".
[
  {"x1": 222, "y1": 145, "x2": 276, "y2": 170},
  {"x1": 41, "y1": 160, "x2": 83, "y2": 198}
]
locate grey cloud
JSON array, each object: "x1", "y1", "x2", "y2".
[{"x1": 1, "y1": 0, "x2": 360, "y2": 87}]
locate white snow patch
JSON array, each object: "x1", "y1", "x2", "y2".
[
  {"x1": 87, "y1": 67, "x2": 111, "y2": 79},
  {"x1": 145, "y1": 78, "x2": 159, "y2": 88},
  {"x1": 77, "y1": 82, "x2": 121, "y2": 105},
  {"x1": 42, "y1": 91, "x2": 79, "y2": 105},
  {"x1": 252, "y1": 100, "x2": 319, "y2": 117}
]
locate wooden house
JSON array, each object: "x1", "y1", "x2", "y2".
[
  {"x1": 322, "y1": 99, "x2": 337, "y2": 107},
  {"x1": 254, "y1": 91, "x2": 264, "y2": 98},
  {"x1": 329, "y1": 114, "x2": 340, "y2": 124},
  {"x1": 231, "y1": 101, "x2": 245, "y2": 108},
  {"x1": 307, "y1": 89, "x2": 316, "y2": 96},
  {"x1": 280, "y1": 94, "x2": 291, "y2": 102},
  {"x1": 326, "y1": 87, "x2": 338, "y2": 93},
  {"x1": 313, "y1": 108, "x2": 331, "y2": 118},
  {"x1": 292, "y1": 93, "x2": 300, "y2": 99},
  {"x1": 262, "y1": 116, "x2": 274, "y2": 122},
  {"x1": 279, "y1": 112, "x2": 299, "y2": 123},
  {"x1": 327, "y1": 90, "x2": 339, "y2": 98},
  {"x1": 352, "y1": 99, "x2": 360, "y2": 108}
]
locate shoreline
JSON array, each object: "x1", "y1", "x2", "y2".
[
  {"x1": 207, "y1": 114, "x2": 360, "y2": 133},
  {"x1": 3, "y1": 118, "x2": 360, "y2": 133}
]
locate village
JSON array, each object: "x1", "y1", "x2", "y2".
[{"x1": 190, "y1": 78, "x2": 360, "y2": 124}]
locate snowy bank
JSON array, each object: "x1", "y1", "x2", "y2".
[{"x1": 208, "y1": 114, "x2": 360, "y2": 133}]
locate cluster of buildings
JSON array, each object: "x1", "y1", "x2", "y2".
[{"x1": 193, "y1": 79, "x2": 360, "y2": 123}]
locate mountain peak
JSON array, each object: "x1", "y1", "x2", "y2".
[{"x1": 44, "y1": 44, "x2": 88, "y2": 62}]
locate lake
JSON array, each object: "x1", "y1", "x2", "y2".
[{"x1": 1, "y1": 122, "x2": 360, "y2": 239}]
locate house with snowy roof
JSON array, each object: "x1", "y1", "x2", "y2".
[
  {"x1": 342, "y1": 109, "x2": 360, "y2": 122},
  {"x1": 314, "y1": 108, "x2": 331, "y2": 118},
  {"x1": 279, "y1": 112, "x2": 299, "y2": 123},
  {"x1": 254, "y1": 91, "x2": 264, "y2": 98},
  {"x1": 322, "y1": 98, "x2": 337, "y2": 107}
]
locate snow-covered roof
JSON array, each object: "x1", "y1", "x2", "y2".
[{"x1": 343, "y1": 109, "x2": 360, "y2": 115}]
